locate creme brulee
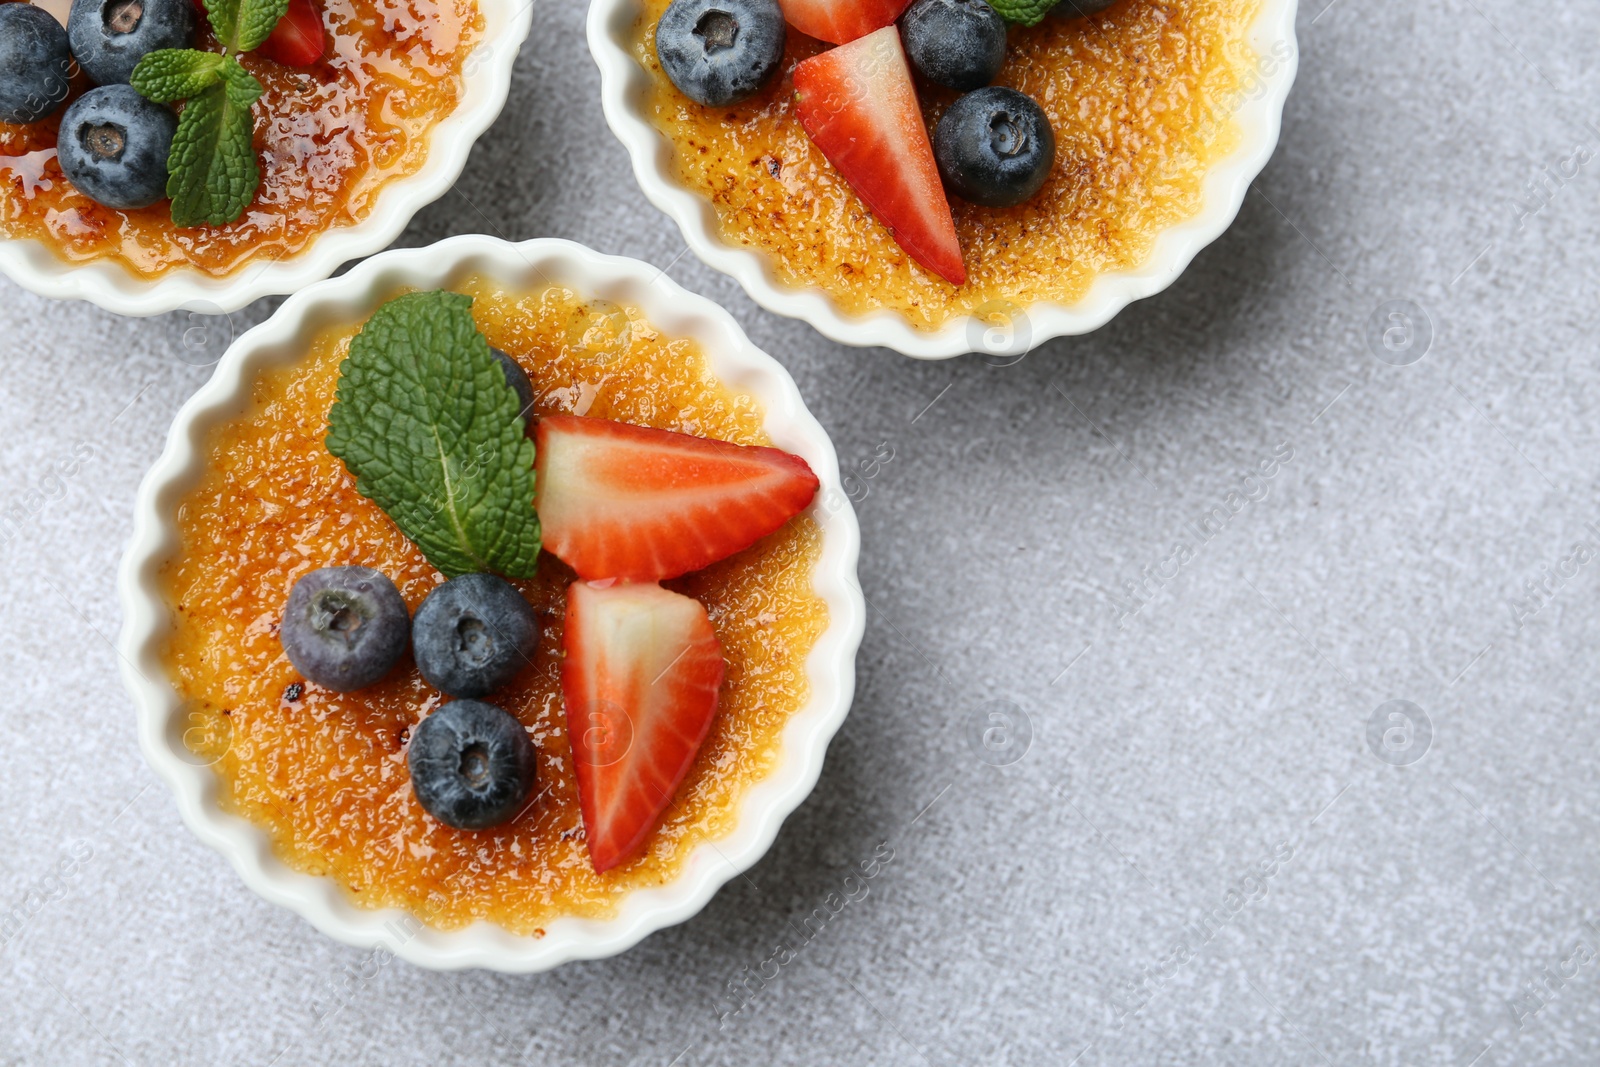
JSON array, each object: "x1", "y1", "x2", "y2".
[
  {"x1": 633, "y1": 0, "x2": 1267, "y2": 330},
  {"x1": 0, "y1": 0, "x2": 482, "y2": 278},
  {"x1": 160, "y1": 278, "x2": 827, "y2": 932}
]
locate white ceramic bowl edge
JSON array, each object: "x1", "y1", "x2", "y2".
[{"x1": 117, "y1": 235, "x2": 865, "y2": 972}]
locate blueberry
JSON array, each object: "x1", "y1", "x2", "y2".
[
  {"x1": 67, "y1": 0, "x2": 195, "y2": 86},
  {"x1": 491, "y1": 347, "x2": 536, "y2": 429},
  {"x1": 412, "y1": 573, "x2": 538, "y2": 699},
  {"x1": 656, "y1": 0, "x2": 785, "y2": 108},
  {"x1": 934, "y1": 86, "x2": 1056, "y2": 208},
  {"x1": 55, "y1": 84, "x2": 175, "y2": 209},
  {"x1": 408, "y1": 699, "x2": 537, "y2": 831},
  {"x1": 0, "y1": 5, "x2": 74, "y2": 126},
  {"x1": 279, "y1": 566, "x2": 410, "y2": 692},
  {"x1": 900, "y1": 0, "x2": 1006, "y2": 93}
]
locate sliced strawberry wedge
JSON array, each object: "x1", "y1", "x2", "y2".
[
  {"x1": 778, "y1": 0, "x2": 912, "y2": 45},
  {"x1": 563, "y1": 581, "x2": 725, "y2": 873},
  {"x1": 793, "y1": 27, "x2": 966, "y2": 286},
  {"x1": 535, "y1": 415, "x2": 819, "y2": 583}
]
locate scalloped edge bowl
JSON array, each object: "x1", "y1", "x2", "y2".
[
  {"x1": 589, "y1": 0, "x2": 1300, "y2": 359},
  {"x1": 0, "y1": 0, "x2": 534, "y2": 317},
  {"x1": 118, "y1": 235, "x2": 864, "y2": 972}
]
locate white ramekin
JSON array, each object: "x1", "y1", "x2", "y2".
[
  {"x1": 0, "y1": 2, "x2": 533, "y2": 317},
  {"x1": 589, "y1": 0, "x2": 1300, "y2": 359},
  {"x1": 117, "y1": 235, "x2": 865, "y2": 972}
]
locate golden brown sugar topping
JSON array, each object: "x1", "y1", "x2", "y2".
[
  {"x1": 0, "y1": 0, "x2": 482, "y2": 278},
  {"x1": 634, "y1": 0, "x2": 1264, "y2": 330},
  {"x1": 161, "y1": 278, "x2": 827, "y2": 931}
]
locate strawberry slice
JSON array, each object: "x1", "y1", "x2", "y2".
[
  {"x1": 256, "y1": 0, "x2": 325, "y2": 66},
  {"x1": 563, "y1": 581, "x2": 725, "y2": 873},
  {"x1": 535, "y1": 415, "x2": 819, "y2": 583},
  {"x1": 778, "y1": 0, "x2": 912, "y2": 45},
  {"x1": 793, "y1": 27, "x2": 966, "y2": 286}
]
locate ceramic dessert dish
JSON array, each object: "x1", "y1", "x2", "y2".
[
  {"x1": 118, "y1": 235, "x2": 864, "y2": 972},
  {"x1": 0, "y1": 0, "x2": 531, "y2": 316},
  {"x1": 590, "y1": 0, "x2": 1299, "y2": 358}
]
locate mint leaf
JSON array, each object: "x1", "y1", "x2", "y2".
[
  {"x1": 326, "y1": 291, "x2": 541, "y2": 580},
  {"x1": 204, "y1": 0, "x2": 290, "y2": 53},
  {"x1": 131, "y1": 50, "x2": 224, "y2": 103},
  {"x1": 989, "y1": 0, "x2": 1058, "y2": 25},
  {"x1": 235, "y1": 0, "x2": 291, "y2": 53},
  {"x1": 202, "y1": 0, "x2": 241, "y2": 44},
  {"x1": 141, "y1": 0, "x2": 284, "y2": 229},
  {"x1": 164, "y1": 59, "x2": 261, "y2": 227},
  {"x1": 217, "y1": 53, "x2": 265, "y2": 108}
]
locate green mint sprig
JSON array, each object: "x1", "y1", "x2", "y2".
[
  {"x1": 129, "y1": 0, "x2": 290, "y2": 227},
  {"x1": 205, "y1": 0, "x2": 293, "y2": 54},
  {"x1": 326, "y1": 291, "x2": 542, "y2": 580},
  {"x1": 987, "y1": 0, "x2": 1059, "y2": 26}
]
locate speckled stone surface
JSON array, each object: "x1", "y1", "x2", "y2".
[{"x1": 3, "y1": 1, "x2": 1599, "y2": 1064}]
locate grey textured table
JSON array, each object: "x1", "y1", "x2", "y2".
[{"x1": 5, "y1": 1, "x2": 1600, "y2": 1064}]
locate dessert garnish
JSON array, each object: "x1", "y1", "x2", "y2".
[
  {"x1": 71, "y1": 0, "x2": 198, "y2": 86},
  {"x1": 271, "y1": 289, "x2": 821, "y2": 869},
  {"x1": 775, "y1": 0, "x2": 906, "y2": 45},
  {"x1": 408, "y1": 698, "x2": 539, "y2": 831},
  {"x1": 792, "y1": 25, "x2": 965, "y2": 285},
  {"x1": 279, "y1": 565, "x2": 411, "y2": 691},
  {"x1": 0, "y1": 5, "x2": 74, "y2": 125},
  {"x1": 900, "y1": 0, "x2": 1005, "y2": 91},
  {"x1": 249, "y1": 0, "x2": 324, "y2": 67},
  {"x1": 654, "y1": 0, "x2": 1067, "y2": 287},
  {"x1": 0, "y1": 0, "x2": 324, "y2": 222},
  {"x1": 325, "y1": 290, "x2": 542, "y2": 581},
  {"x1": 412, "y1": 573, "x2": 539, "y2": 699},
  {"x1": 563, "y1": 580, "x2": 725, "y2": 873},
  {"x1": 490, "y1": 347, "x2": 538, "y2": 427},
  {"x1": 534, "y1": 413, "x2": 822, "y2": 582},
  {"x1": 128, "y1": 0, "x2": 321, "y2": 225},
  {"x1": 655, "y1": 0, "x2": 787, "y2": 108},
  {"x1": 56, "y1": 85, "x2": 179, "y2": 210},
  {"x1": 933, "y1": 84, "x2": 1055, "y2": 208}
]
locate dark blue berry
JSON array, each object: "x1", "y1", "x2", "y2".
[
  {"x1": 0, "y1": 5, "x2": 74, "y2": 126},
  {"x1": 656, "y1": 0, "x2": 785, "y2": 108},
  {"x1": 67, "y1": 0, "x2": 195, "y2": 86},
  {"x1": 900, "y1": 0, "x2": 1006, "y2": 93},
  {"x1": 279, "y1": 566, "x2": 410, "y2": 692},
  {"x1": 491, "y1": 347, "x2": 536, "y2": 430},
  {"x1": 56, "y1": 85, "x2": 175, "y2": 209},
  {"x1": 408, "y1": 699, "x2": 537, "y2": 831},
  {"x1": 412, "y1": 574, "x2": 538, "y2": 699},
  {"x1": 934, "y1": 86, "x2": 1056, "y2": 208}
]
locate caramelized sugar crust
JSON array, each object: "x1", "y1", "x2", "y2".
[
  {"x1": 0, "y1": 0, "x2": 482, "y2": 278},
  {"x1": 634, "y1": 0, "x2": 1264, "y2": 330},
  {"x1": 162, "y1": 278, "x2": 828, "y2": 932}
]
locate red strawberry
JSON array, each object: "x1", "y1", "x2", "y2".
[
  {"x1": 793, "y1": 26, "x2": 966, "y2": 286},
  {"x1": 563, "y1": 581, "x2": 725, "y2": 873},
  {"x1": 778, "y1": 0, "x2": 912, "y2": 45},
  {"x1": 534, "y1": 415, "x2": 819, "y2": 583},
  {"x1": 256, "y1": 0, "x2": 325, "y2": 66}
]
